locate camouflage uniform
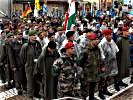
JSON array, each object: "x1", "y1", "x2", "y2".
[
  {"x1": 80, "y1": 42, "x2": 101, "y2": 98},
  {"x1": 80, "y1": 44, "x2": 101, "y2": 82},
  {"x1": 53, "y1": 55, "x2": 81, "y2": 98}
]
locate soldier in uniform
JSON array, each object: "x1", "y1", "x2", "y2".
[
  {"x1": 80, "y1": 33, "x2": 101, "y2": 100},
  {"x1": 11, "y1": 31, "x2": 27, "y2": 95},
  {"x1": 53, "y1": 42, "x2": 82, "y2": 99},
  {"x1": 20, "y1": 30, "x2": 42, "y2": 99},
  {"x1": 35, "y1": 41, "x2": 59, "y2": 100},
  {"x1": 98, "y1": 29, "x2": 119, "y2": 99}
]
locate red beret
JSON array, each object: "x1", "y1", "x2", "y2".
[
  {"x1": 87, "y1": 33, "x2": 97, "y2": 40},
  {"x1": 102, "y1": 29, "x2": 113, "y2": 35},
  {"x1": 122, "y1": 27, "x2": 129, "y2": 32},
  {"x1": 65, "y1": 42, "x2": 74, "y2": 49}
]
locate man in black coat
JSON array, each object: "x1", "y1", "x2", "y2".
[{"x1": 35, "y1": 41, "x2": 60, "y2": 100}]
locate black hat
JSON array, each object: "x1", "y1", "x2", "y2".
[
  {"x1": 48, "y1": 32, "x2": 55, "y2": 38},
  {"x1": 66, "y1": 31, "x2": 75, "y2": 38},
  {"x1": 48, "y1": 41, "x2": 56, "y2": 49}
]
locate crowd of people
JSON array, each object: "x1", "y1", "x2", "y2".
[{"x1": 0, "y1": 7, "x2": 133, "y2": 100}]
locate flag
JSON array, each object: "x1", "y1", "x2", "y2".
[
  {"x1": 64, "y1": 11, "x2": 69, "y2": 30},
  {"x1": 34, "y1": 8, "x2": 39, "y2": 17},
  {"x1": 22, "y1": 5, "x2": 32, "y2": 18},
  {"x1": 26, "y1": 6, "x2": 32, "y2": 16},
  {"x1": 35, "y1": 0, "x2": 41, "y2": 11},
  {"x1": 67, "y1": 0, "x2": 76, "y2": 30},
  {"x1": 22, "y1": 10, "x2": 27, "y2": 18},
  {"x1": 43, "y1": 4, "x2": 48, "y2": 15}
]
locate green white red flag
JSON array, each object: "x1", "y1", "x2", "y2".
[{"x1": 64, "y1": 0, "x2": 76, "y2": 30}]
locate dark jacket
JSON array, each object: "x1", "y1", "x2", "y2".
[
  {"x1": 116, "y1": 36, "x2": 131, "y2": 78},
  {"x1": 34, "y1": 46, "x2": 59, "y2": 100},
  {"x1": 11, "y1": 39, "x2": 23, "y2": 69},
  {"x1": 20, "y1": 40, "x2": 42, "y2": 79},
  {"x1": 80, "y1": 44, "x2": 101, "y2": 82},
  {"x1": 0, "y1": 40, "x2": 15, "y2": 81}
]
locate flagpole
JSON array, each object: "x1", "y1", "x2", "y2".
[
  {"x1": 84, "y1": 2, "x2": 86, "y2": 16},
  {"x1": 43, "y1": 0, "x2": 48, "y2": 16},
  {"x1": 27, "y1": 2, "x2": 30, "y2": 17}
]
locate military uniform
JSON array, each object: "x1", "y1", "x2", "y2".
[
  {"x1": 53, "y1": 55, "x2": 81, "y2": 98},
  {"x1": 80, "y1": 44, "x2": 101, "y2": 82},
  {"x1": 79, "y1": 33, "x2": 102, "y2": 99},
  {"x1": 99, "y1": 37, "x2": 119, "y2": 77},
  {"x1": 98, "y1": 30, "x2": 119, "y2": 99}
]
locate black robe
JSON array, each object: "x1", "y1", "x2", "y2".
[{"x1": 34, "y1": 46, "x2": 59, "y2": 100}]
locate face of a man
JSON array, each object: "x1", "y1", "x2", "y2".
[
  {"x1": 105, "y1": 34, "x2": 112, "y2": 42},
  {"x1": 39, "y1": 33, "x2": 44, "y2": 40},
  {"x1": 69, "y1": 35, "x2": 74, "y2": 41},
  {"x1": 17, "y1": 34, "x2": 23, "y2": 40},
  {"x1": 7, "y1": 36, "x2": 14, "y2": 42},
  {"x1": 43, "y1": 31, "x2": 48, "y2": 37},
  {"x1": 123, "y1": 31, "x2": 129, "y2": 37},
  {"x1": 67, "y1": 47, "x2": 75, "y2": 55},
  {"x1": 58, "y1": 31, "x2": 64, "y2": 35},
  {"x1": 49, "y1": 28, "x2": 54, "y2": 33},
  {"x1": 50, "y1": 35, "x2": 55, "y2": 41},
  {"x1": 29, "y1": 35, "x2": 37, "y2": 43},
  {"x1": 4, "y1": 28, "x2": 10, "y2": 33},
  {"x1": 72, "y1": 26, "x2": 77, "y2": 31},
  {"x1": 1, "y1": 32, "x2": 5, "y2": 39}
]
